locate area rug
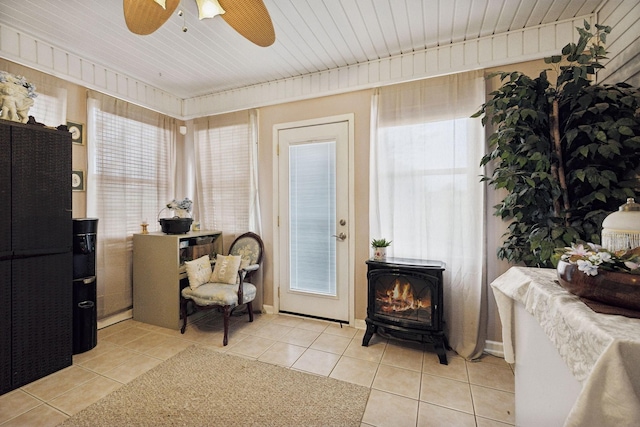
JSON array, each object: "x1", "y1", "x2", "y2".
[{"x1": 61, "y1": 345, "x2": 370, "y2": 426}]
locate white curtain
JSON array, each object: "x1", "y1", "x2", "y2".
[
  {"x1": 192, "y1": 109, "x2": 262, "y2": 308},
  {"x1": 192, "y1": 109, "x2": 261, "y2": 249},
  {"x1": 87, "y1": 91, "x2": 176, "y2": 320},
  {"x1": 370, "y1": 71, "x2": 486, "y2": 359}
]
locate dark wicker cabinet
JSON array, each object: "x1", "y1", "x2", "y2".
[{"x1": 0, "y1": 120, "x2": 73, "y2": 395}]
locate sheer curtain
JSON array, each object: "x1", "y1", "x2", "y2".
[
  {"x1": 370, "y1": 71, "x2": 486, "y2": 359},
  {"x1": 192, "y1": 109, "x2": 261, "y2": 248},
  {"x1": 87, "y1": 91, "x2": 177, "y2": 320},
  {"x1": 192, "y1": 109, "x2": 262, "y2": 308}
]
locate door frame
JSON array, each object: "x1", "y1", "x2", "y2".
[{"x1": 272, "y1": 113, "x2": 355, "y2": 326}]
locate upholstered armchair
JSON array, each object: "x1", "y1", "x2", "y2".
[{"x1": 180, "y1": 232, "x2": 264, "y2": 345}]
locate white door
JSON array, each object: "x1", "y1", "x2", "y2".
[{"x1": 277, "y1": 120, "x2": 350, "y2": 322}]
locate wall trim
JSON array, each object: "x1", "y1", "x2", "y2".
[
  {"x1": 262, "y1": 304, "x2": 275, "y2": 315},
  {"x1": 484, "y1": 340, "x2": 505, "y2": 358},
  {"x1": 1, "y1": 16, "x2": 594, "y2": 120},
  {"x1": 182, "y1": 15, "x2": 593, "y2": 118},
  {"x1": 354, "y1": 318, "x2": 367, "y2": 330},
  {"x1": 0, "y1": 23, "x2": 183, "y2": 119},
  {"x1": 97, "y1": 309, "x2": 133, "y2": 330}
]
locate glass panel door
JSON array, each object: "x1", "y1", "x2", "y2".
[
  {"x1": 289, "y1": 141, "x2": 336, "y2": 295},
  {"x1": 278, "y1": 121, "x2": 349, "y2": 322}
]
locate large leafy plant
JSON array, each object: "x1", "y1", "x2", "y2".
[{"x1": 474, "y1": 22, "x2": 640, "y2": 267}]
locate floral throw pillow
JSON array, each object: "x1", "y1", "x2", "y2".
[
  {"x1": 184, "y1": 255, "x2": 212, "y2": 290},
  {"x1": 210, "y1": 254, "x2": 242, "y2": 285}
]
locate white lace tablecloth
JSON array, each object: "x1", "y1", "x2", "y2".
[{"x1": 491, "y1": 266, "x2": 640, "y2": 426}]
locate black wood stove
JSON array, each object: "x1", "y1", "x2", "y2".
[{"x1": 363, "y1": 258, "x2": 448, "y2": 364}]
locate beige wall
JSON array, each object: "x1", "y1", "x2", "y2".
[{"x1": 257, "y1": 90, "x2": 373, "y2": 320}]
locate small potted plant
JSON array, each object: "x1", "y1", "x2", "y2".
[{"x1": 371, "y1": 238, "x2": 392, "y2": 261}]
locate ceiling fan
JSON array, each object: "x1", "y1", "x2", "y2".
[{"x1": 123, "y1": 0, "x2": 275, "y2": 47}]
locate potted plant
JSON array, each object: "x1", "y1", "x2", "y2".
[
  {"x1": 474, "y1": 22, "x2": 640, "y2": 268},
  {"x1": 371, "y1": 238, "x2": 392, "y2": 260}
]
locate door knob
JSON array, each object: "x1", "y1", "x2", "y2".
[{"x1": 332, "y1": 233, "x2": 346, "y2": 241}]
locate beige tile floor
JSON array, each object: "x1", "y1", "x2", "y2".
[{"x1": 0, "y1": 312, "x2": 515, "y2": 426}]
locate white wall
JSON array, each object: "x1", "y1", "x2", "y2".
[{"x1": 598, "y1": 0, "x2": 640, "y2": 86}]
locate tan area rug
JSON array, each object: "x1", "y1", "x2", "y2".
[{"x1": 61, "y1": 345, "x2": 370, "y2": 427}]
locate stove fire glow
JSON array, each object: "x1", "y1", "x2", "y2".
[{"x1": 376, "y1": 279, "x2": 431, "y2": 314}]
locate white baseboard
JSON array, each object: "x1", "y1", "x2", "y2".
[
  {"x1": 262, "y1": 304, "x2": 275, "y2": 315},
  {"x1": 97, "y1": 309, "x2": 133, "y2": 330},
  {"x1": 484, "y1": 340, "x2": 505, "y2": 358}
]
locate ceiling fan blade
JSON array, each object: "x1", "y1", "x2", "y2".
[
  {"x1": 123, "y1": 0, "x2": 180, "y2": 35},
  {"x1": 218, "y1": 0, "x2": 275, "y2": 47}
]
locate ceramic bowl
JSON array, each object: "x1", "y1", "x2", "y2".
[{"x1": 557, "y1": 260, "x2": 640, "y2": 311}]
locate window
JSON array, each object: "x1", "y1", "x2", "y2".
[
  {"x1": 374, "y1": 119, "x2": 476, "y2": 256},
  {"x1": 193, "y1": 110, "x2": 260, "y2": 244},
  {"x1": 87, "y1": 94, "x2": 176, "y2": 319},
  {"x1": 370, "y1": 71, "x2": 486, "y2": 359}
]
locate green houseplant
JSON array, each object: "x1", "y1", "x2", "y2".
[
  {"x1": 371, "y1": 238, "x2": 392, "y2": 261},
  {"x1": 371, "y1": 238, "x2": 392, "y2": 248},
  {"x1": 474, "y1": 22, "x2": 640, "y2": 267}
]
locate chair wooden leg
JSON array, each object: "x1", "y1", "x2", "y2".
[
  {"x1": 180, "y1": 297, "x2": 188, "y2": 334},
  {"x1": 247, "y1": 301, "x2": 254, "y2": 322},
  {"x1": 223, "y1": 306, "x2": 231, "y2": 346}
]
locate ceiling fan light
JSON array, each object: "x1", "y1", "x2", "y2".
[
  {"x1": 153, "y1": 0, "x2": 167, "y2": 9},
  {"x1": 195, "y1": 0, "x2": 225, "y2": 20}
]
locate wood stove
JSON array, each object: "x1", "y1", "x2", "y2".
[{"x1": 363, "y1": 258, "x2": 448, "y2": 364}]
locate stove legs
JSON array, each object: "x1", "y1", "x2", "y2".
[
  {"x1": 435, "y1": 336, "x2": 448, "y2": 365},
  {"x1": 362, "y1": 322, "x2": 377, "y2": 346},
  {"x1": 362, "y1": 318, "x2": 448, "y2": 364}
]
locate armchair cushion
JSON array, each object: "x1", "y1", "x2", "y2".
[
  {"x1": 181, "y1": 282, "x2": 257, "y2": 307},
  {"x1": 210, "y1": 254, "x2": 242, "y2": 284},
  {"x1": 230, "y1": 236, "x2": 262, "y2": 265},
  {"x1": 184, "y1": 255, "x2": 212, "y2": 290}
]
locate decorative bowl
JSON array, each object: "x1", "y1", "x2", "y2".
[
  {"x1": 557, "y1": 260, "x2": 640, "y2": 311},
  {"x1": 159, "y1": 218, "x2": 193, "y2": 234}
]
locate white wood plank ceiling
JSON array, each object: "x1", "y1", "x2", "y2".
[{"x1": 0, "y1": 0, "x2": 609, "y2": 117}]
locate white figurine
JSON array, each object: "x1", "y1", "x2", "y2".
[{"x1": 0, "y1": 71, "x2": 37, "y2": 123}]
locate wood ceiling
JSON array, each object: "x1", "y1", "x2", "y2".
[{"x1": 0, "y1": 0, "x2": 607, "y2": 102}]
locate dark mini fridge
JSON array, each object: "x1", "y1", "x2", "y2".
[{"x1": 72, "y1": 218, "x2": 98, "y2": 354}]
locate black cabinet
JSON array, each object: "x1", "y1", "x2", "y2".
[{"x1": 0, "y1": 120, "x2": 72, "y2": 395}]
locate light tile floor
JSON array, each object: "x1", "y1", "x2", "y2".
[{"x1": 0, "y1": 312, "x2": 515, "y2": 426}]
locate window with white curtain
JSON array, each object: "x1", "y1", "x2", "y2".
[
  {"x1": 192, "y1": 110, "x2": 260, "y2": 247},
  {"x1": 370, "y1": 71, "x2": 486, "y2": 359},
  {"x1": 375, "y1": 119, "x2": 475, "y2": 255},
  {"x1": 87, "y1": 93, "x2": 176, "y2": 320}
]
